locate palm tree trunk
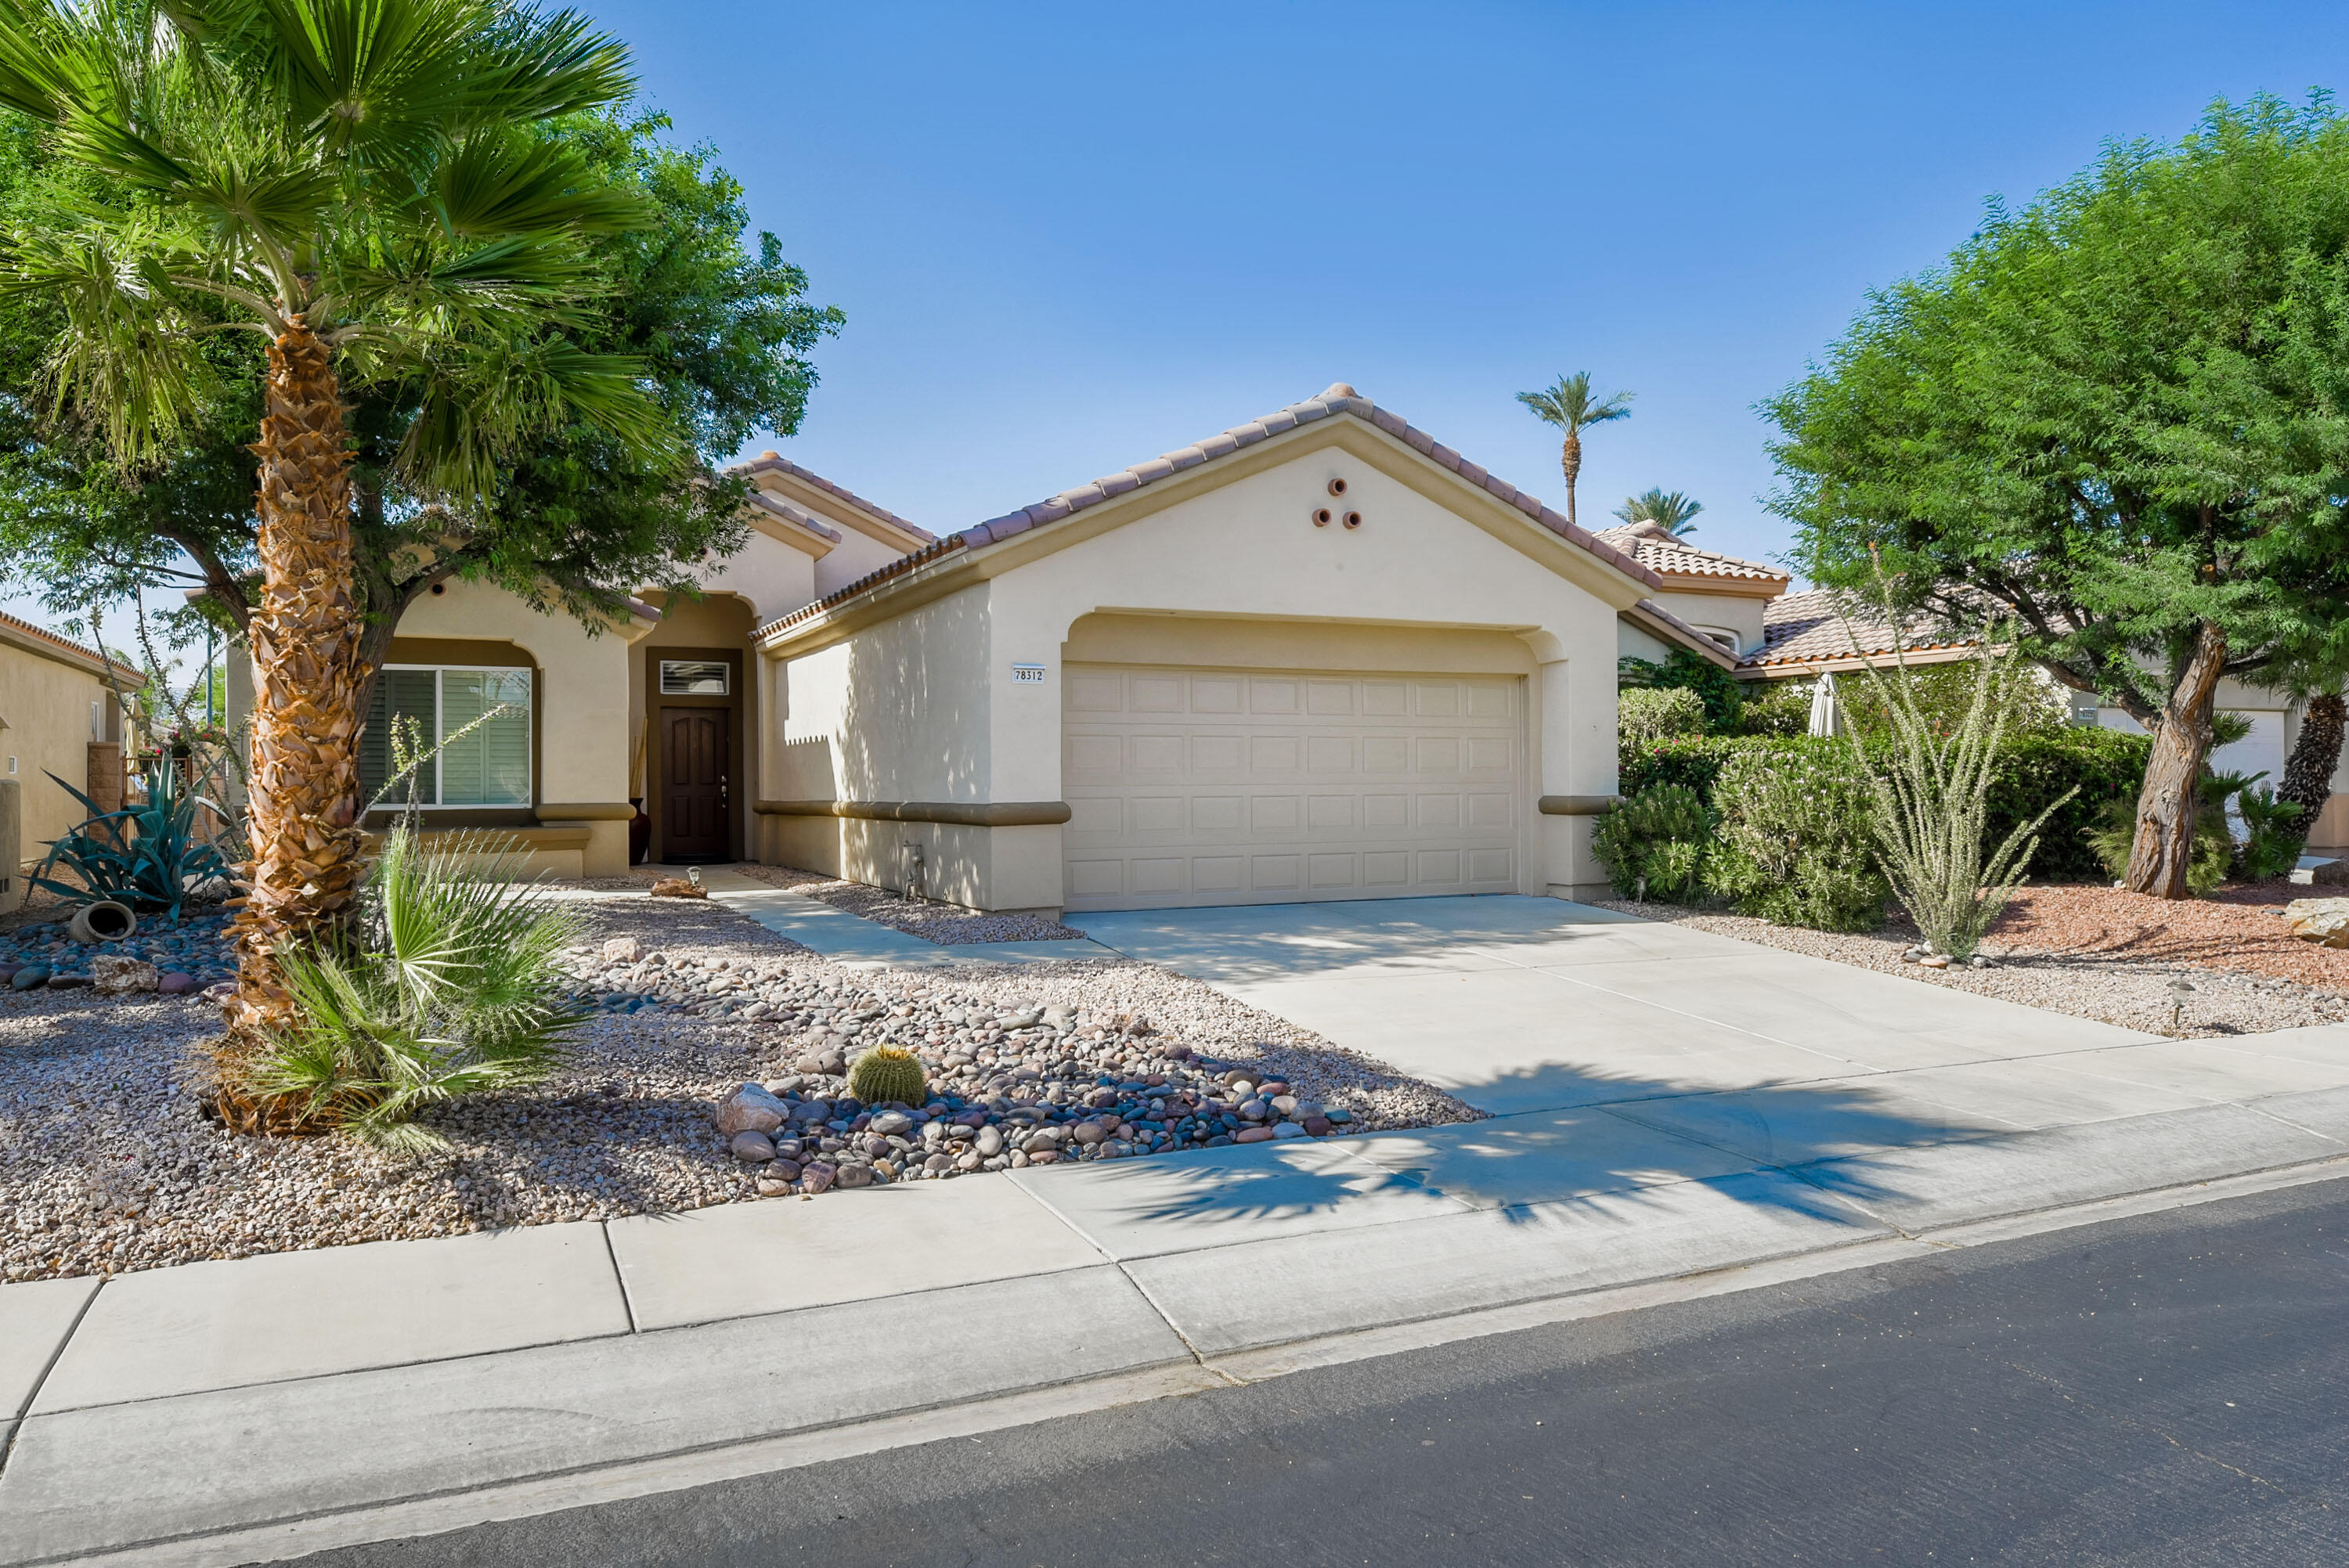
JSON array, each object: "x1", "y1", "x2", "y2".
[
  {"x1": 1561, "y1": 431, "x2": 1582, "y2": 529},
  {"x1": 228, "y1": 319, "x2": 368, "y2": 1037},
  {"x1": 2123, "y1": 620, "x2": 2226, "y2": 899},
  {"x1": 2280, "y1": 691, "x2": 2345, "y2": 841}
]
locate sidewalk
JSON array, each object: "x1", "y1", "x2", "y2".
[{"x1": 5, "y1": 895, "x2": 2349, "y2": 1564}]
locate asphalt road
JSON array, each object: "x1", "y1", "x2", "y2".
[{"x1": 305, "y1": 1177, "x2": 2349, "y2": 1568}]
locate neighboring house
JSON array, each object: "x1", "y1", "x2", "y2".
[
  {"x1": 0, "y1": 611, "x2": 128, "y2": 896},
  {"x1": 315, "y1": 382, "x2": 1729, "y2": 910},
  {"x1": 1663, "y1": 561, "x2": 2349, "y2": 860}
]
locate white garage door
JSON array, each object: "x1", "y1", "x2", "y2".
[{"x1": 1062, "y1": 662, "x2": 1523, "y2": 911}]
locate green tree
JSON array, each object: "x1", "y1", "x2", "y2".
[
  {"x1": 1515, "y1": 370, "x2": 1631, "y2": 530},
  {"x1": 0, "y1": 106, "x2": 837, "y2": 709},
  {"x1": 0, "y1": 0, "x2": 675, "y2": 1041},
  {"x1": 1763, "y1": 96, "x2": 2349, "y2": 899},
  {"x1": 1612, "y1": 487, "x2": 1703, "y2": 535}
]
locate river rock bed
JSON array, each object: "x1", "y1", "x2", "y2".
[
  {"x1": 0, "y1": 905, "x2": 238, "y2": 997},
  {"x1": 0, "y1": 887, "x2": 1475, "y2": 1281}
]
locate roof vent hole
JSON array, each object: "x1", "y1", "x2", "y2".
[
  {"x1": 1342, "y1": 511, "x2": 1363, "y2": 530},
  {"x1": 1327, "y1": 478, "x2": 1348, "y2": 496},
  {"x1": 1312, "y1": 508, "x2": 1333, "y2": 527}
]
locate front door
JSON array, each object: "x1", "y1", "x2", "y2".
[{"x1": 660, "y1": 707, "x2": 731, "y2": 860}]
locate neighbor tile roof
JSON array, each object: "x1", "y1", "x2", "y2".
[
  {"x1": 756, "y1": 383, "x2": 1664, "y2": 640},
  {"x1": 1740, "y1": 587, "x2": 1979, "y2": 671},
  {"x1": 727, "y1": 453, "x2": 933, "y2": 542},
  {"x1": 0, "y1": 607, "x2": 121, "y2": 675},
  {"x1": 1592, "y1": 521, "x2": 1789, "y2": 584},
  {"x1": 745, "y1": 489, "x2": 844, "y2": 544}
]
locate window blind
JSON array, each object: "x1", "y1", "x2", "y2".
[{"x1": 357, "y1": 668, "x2": 530, "y2": 808}]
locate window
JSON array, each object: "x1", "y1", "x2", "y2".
[
  {"x1": 358, "y1": 666, "x2": 532, "y2": 807},
  {"x1": 659, "y1": 659, "x2": 730, "y2": 696}
]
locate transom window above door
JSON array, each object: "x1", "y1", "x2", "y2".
[
  {"x1": 358, "y1": 666, "x2": 532, "y2": 807},
  {"x1": 659, "y1": 660, "x2": 730, "y2": 696}
]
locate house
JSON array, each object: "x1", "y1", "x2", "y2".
[
  {"x1": 1638, "y1": 540, "x2": 2349, "y2": 858},
  {"x1": 0, "y1": 611, "x2": 128, "y2": 903},
  {"x1": 325, "y1": 383, "x2": 1734, "y2": 910}
]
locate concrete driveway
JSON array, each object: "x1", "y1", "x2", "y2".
[{"x1": 1080, "y1": 894, "x2": 2165, "y2": 1116}]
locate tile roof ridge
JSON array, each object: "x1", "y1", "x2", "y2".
[
  {"x1": 0, "y1": 607, "x2": 119, "y2": 671},
  {"x1": 727, "y1": 452, "x2": 933, "y2": 542},
  {"x1": 745, "y1": 489, "x2": 844, "y2": 543},
  {"x1": 955, "y1": 383, "x2": 1662, "y2": 591}
]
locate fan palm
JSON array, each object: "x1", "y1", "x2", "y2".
[
  {"x1": 0, "y1": 0, "x2": 669, "y2": 1039},
  {"x1": 1514, "y1": 371, "x2": 1631, "y2": 529},
  {"x1": 1612, "y1": 487, "x2": 1704, "y2": 536}
]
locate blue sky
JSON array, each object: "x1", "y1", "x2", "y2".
[{"x1": 9, "y1": 0, "x2": 2348, "y2": 646}]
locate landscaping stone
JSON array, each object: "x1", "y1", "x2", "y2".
[
  {"x1": 2284, "y1": 898, "x2": 2349, "y2": 948},
  {"x1": 602, "y1": 935, "x2": 644, "y2": 964},
  {"x1": 713, "y1": 1086, "x2": 785, "y2": 1136},
  {"x1": 92, "y1": 956, "x2": 160, "y2": 995},
  {"x1": 11, "y1": 965, "x2": 49, "y2": 991},
  {"x1": 727, "y1": 1131, "x2": 777, "y2": 1162},
  {"x1": 2309, "y1": 859, "x2": 2348, "y2": 888},
  {"x1": 157, "y1": 972, "x2": 198, "y2": 996}
]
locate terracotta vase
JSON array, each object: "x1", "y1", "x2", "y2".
[{"x1": 628, "y1": 798, "x2": 651, "y2": 866}]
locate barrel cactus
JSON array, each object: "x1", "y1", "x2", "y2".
[{"x1": 848, "y1": 1044, "x2": 927, "y2": 1108}]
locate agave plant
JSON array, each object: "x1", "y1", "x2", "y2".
[
  {"x1": 245, "y1": 826, "x2": 586, "y2": 1149},
  {"x1": 29, "y1": 753, "x2": 238, "y2": 917}
]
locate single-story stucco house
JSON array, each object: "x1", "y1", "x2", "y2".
[
  {"x1": 0, "y1": 610, "x2": 129, "y2": 906},
  {"x1": 306, "y1": 383, "x2": 1741, "y2": 911}
]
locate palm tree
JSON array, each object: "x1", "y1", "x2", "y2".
[
  {"x1": 1515, "y1": 372, "x2": 1632, "y2": 529},
  {"x1": 1613, "y1": 488, "x2": 1704, "y2": 536},
  {"x1": 0, "y1": 0, "x2": 669, "y2": 1042}
]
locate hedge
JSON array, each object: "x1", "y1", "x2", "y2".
[{"x1": 1620, "y1": 726, "x2": 2153, "y2": 883}]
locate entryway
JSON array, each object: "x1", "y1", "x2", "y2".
[{"x1": 659, "y1": 707, "x2": 731, "y2": 861}]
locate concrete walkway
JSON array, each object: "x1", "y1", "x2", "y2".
[
  {"x1": 7, "y1": 896, "x2": 2349, "y2": 1564},
  {"x1": 683, "y1": 867, "x2": 1122, "y2": 968}
]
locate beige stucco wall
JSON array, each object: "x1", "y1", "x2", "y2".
[
  {"x1": 766, "y1": 434, "x2": 1629, "y2": 910},
  {"x1": 0, "y1": 633, "x2": 109, "y2": 868},
  {"x1": 1651, "y1": 588, "x2": 1770, "y2": 657},
  {"x1": 694, "y1": 528, "x2": 817, "y2": 626},
  {"x1": 746, "y1": 469, "x2": 929, "y2": 600},
  {"x1": 392, "y1": 582, "x2": 645, "y2": 875}
]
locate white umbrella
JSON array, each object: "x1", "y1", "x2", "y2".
[{"x1": 1807, "y1": 670, "x2": 1845, "y2": 738}]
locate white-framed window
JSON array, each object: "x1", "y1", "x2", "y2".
[
  {"x1": 659, "y1": 659, "x2": 730, "y2": 696},
  {"x1": 358, "y1": 665, "x2": 532, "y2": 808}
]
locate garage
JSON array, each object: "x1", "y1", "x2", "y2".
[{"x1": 1061, "y1": 661, "x2": 1524, "y2": 911}]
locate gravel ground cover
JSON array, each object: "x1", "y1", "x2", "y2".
[
  {"x1": 0, "y1": 888, "x2": 1473, "y2": 1282},
  {"x1": 1598, "y1": 881, "x2": 2349, "y2": 1039},
  {"x1": 730, "y1": 862, "x2": 1086, "y2": 944}
]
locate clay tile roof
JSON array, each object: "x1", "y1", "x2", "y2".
[
  {"x1": 756, "y1": 383, "x2": 1665, "y2": 642},
  {"x1": 726, "y1": 453, "x2": 933, "y2": 542},
  {"x1": 1592, "y1": 521, "x2": 1789, "y2": 584},
  {"x1": 745, "y1": 489, "x2": 843, "y2": 543},
  {"x1": 1738, "y1": 588, "x2": 1980, "y2": 671},
  {"x1": 0, "y1": 607, "x2": 124, "y2": 676}
]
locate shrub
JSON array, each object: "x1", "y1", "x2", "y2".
[
  {"x1": 1836, "y1": 661, "x2": 2068, "y2": 739},
  {"x1": 1706, "y1": 741, "x2": 1889, "y2": 930},
  {"x1": 2233, "y1": 784, "x2": 2307, "y2": 882},
  {"x1": 1619, "y1": 649, "x2": 1744, "y2": 731},
  {"x1": 29, "y1": 754, "x2": 237, "y2": 917},
  {"x1": 1619, "y1": 734, "x2": 1752, "y2": 802},
  {"x1": 848, "y1": 1044, "x2": 928, "y2": 1107},
  {"x1": 1845, "y1": 640, "x2": 2074, "y2": 961},
  {"x1": 245, "y1": 826, "x2": 586, "y2": 1149},
  {"x1": 1618, "y1": 686, "x2": 1708, "y2": 746},
  {"x1": 1592, "y1": 784, "x2": 1714, "y2": 900},
  {"x1": 1982, "y1": 728, "x2": 2150, "y2": 881},
  {"x1": 1733, "y1": 682, "x2": 1813, "y2": 737}
]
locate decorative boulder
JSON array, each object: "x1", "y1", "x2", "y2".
[
  {"x1": 158, "y1": 971, "x2": 199, "y2": 996},
  {"x1": 10, "y1": 966, "x2": 51, "y2": 992},
  {"x1": 602, "y1": 935, "x2": 644, "y2": 964},
  {"x1": 649, "y1": 877, "x2": 707, "y2": 899},
  {"x1": 2285, "y1": 898, "x2": 2349, "y2": 947},
  {"x1": 714, "y1": 1084, "x2": 787, "y2": 1135},
  {"x1": 92, "y1": 956, "x2": 161, "y2": 995},
  {"x1": 2311, "y1": 859, "x2": 2349, "y2": 888},
  {"x1": 729, "y1": 1130, "x2": 778, "y2": 1163}
]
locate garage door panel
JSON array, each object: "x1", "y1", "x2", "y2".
[{"x1": 1063, "y1": 661, "x2": 1524, "y2": 910}]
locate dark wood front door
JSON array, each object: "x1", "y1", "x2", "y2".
[{"x1": 661, "y1": 707, "x2": 731, "y2": 860}]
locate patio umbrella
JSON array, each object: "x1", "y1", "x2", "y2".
[{"x1": 1807, "y1": 670, "x2": 1846, "y2": 738}]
